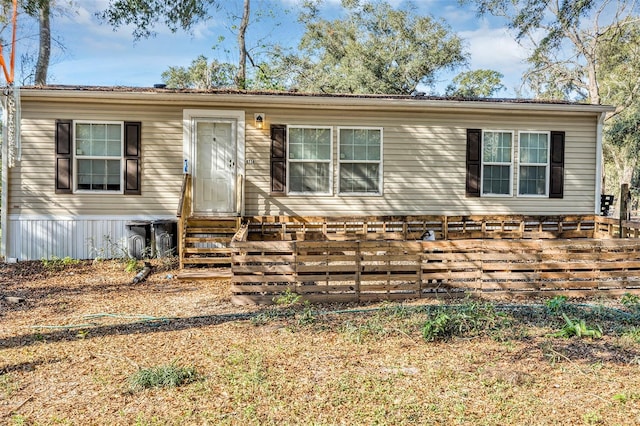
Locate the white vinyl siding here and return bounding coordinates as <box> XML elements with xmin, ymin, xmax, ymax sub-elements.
<box><xmin>481</xmin><ymin>130</ymin><xmax>512</xmax><ymax>196</ymax></box>
<box><xmin>75</xmin><ymin>121</ymin><xmax>124</xmax><ymax>193</ymax></box>
<box><xmin>287</xmin><ymin>126</ymin><xmax>333</xmax><ymax>195</ymax></box>
<box><xmin>518</xmin><ymin>131</ymin><xmax>550</xmax><ymax>196</ymax></box>
<box><xmin>338</xmin><ymin>127</ymin><xmax>383</xmax><ymax>195</ymax></box>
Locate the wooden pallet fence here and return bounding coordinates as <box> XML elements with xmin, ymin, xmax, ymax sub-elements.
<box><xmin>230</xmin><ymin>238</ymin><xmax>640</xmax><ymax>305</ymax></box>
<box><xmin>594</xmin><ymin>216</ymin><xmax>640</xmax><ymax>238</ymax></box>
<box><xmin>247</xmin><ymin>215</ymin><xmax>598</xmax><ymax>241</ymax></box>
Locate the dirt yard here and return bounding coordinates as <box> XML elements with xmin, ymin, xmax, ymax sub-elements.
<box><xmin>2</xmin><ymin>259</ymin><xmax>640</xmax><ymax>425</ymax></box>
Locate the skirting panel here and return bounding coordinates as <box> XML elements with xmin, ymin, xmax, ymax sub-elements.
<box><xmin>6</xmin><ymin>216</ymin><xmax>173</xmax><ymax>260</ymax></box>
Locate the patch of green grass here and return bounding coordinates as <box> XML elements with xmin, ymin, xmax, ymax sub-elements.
<box><xmin>339</xmin><ymin>319</ymin><xmax>387</xmax><ymax>344</ymax></box>
<box><xmin>620</xmin><ymin>326</ymin><xmax>640</xmax><ymax>343</ymax></box>
<box><xmin>41</xmin><ymin>256</ymin><xmax>80</xmax><ymax>271</ymax></box>
<box><xmin>421</xmin><ymin>301</ymin><xmax>511</xmax><ymax>342</ymax></box>
<box><xmin>10</xmin><ymin>415</ymin><xmax>28</xmax><ymax>425</ymax></box>
<box><xmin>128</xmin><ymin>362</ymin><xmax>199</xmax><ymax>391</ymax></box>
<box><xmin>0</xmin><ymin>373</ymin><xmax>18</xmax><ymax>397</ymax></box>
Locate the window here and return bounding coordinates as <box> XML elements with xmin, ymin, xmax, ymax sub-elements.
<box><xmin>287</xmin><ymin>126</ymin><xmax>332</xmax><ymax>194</ymax></box>
<box><xmin>338</xmin><ymin>128</ymin><xmax>382</xmax><ymax>194</ymax></box>
<box><xmin>55</xmin><ymin>120</ymin><xmax>141</xmax><ymax>195</ymax></box>
<box><xmin>74</xmin><ymin>122</ymin><xmax>123</xmax><ymax>192</ymax></box>
<box><xmin>518</xmin><ymin>131</ymin><xmax>550</xmax><ymax>196</ymax></box>
<box><xmin>481</xmin><ymin>131</ymin><xmax>512</xmax><ymax>196</ymax></box>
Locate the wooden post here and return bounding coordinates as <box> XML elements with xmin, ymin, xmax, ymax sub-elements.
<box><xmin>620</xmin><ymin>183</ymin><xmax>631</xmax><ymax>238</ymax></box>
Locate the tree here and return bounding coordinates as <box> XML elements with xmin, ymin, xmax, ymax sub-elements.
<box><xmin>235</xmin><ymin>0</ymin><xmax>250</xmax><ymax>89</ymax></box>
<box><xmin>604</xmin><ymin>106</ymin><xmax>640</xmax><ymax>193</ymax></box>
<box><xmin>272</xmin><ymin>0</ymin><xmax>466</xmax><ymax>94</ymax></box>
<box><xmin>597</xmin><ymin>18</ymin><xmax>640</xmax><ymax>114</ymax></box>
<box><xmin>161</xmin><ymin>55</ymin><xmax>237</xmax><ymax>89</ymax></box>
<box><xmin>28</xmin><ymin>0</ymin><xmax>50</xmax><ymax>85</ymax></box>
<box><xmin>0</xmin><ymin>0</ymin><xmax>77</xmax><ymax>86</ymax></box>
<box><xmin>444</xmin><ymin>69</ymin><xmax>505</xmax><ymax>98</ymax></box>
<box><xmin>465</xmin><ymin>0</ymin><xmax>640</xmax><ymax>107</ymax></box>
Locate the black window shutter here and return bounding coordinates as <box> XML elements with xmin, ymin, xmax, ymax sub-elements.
<box><xmin>466</xmin><ymin>129</ymin><xmax>482</xmax><ymax>197</ymax></box>
<box><xmin>124</xmin><ymin>121</ymin><xmax>142</xmax><ymax>195</ymax></box>
<box><xmin>55</xmin><ymin>120</ymin><xmax>73</xmax><ymax>194</ymax></box>
<box><xmin>270</xmin><ymin>124</ymin><xmax>286</xmax><ymax>194</ymax></box>
<box><xmin>549</xmin><ymin>131</ymin><xmax>565</xmax><ymax>198</ymax></box>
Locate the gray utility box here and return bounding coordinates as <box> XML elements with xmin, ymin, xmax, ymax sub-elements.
<box><xmin>125</xmin><ymin>221</ymin><xmax>152</xmax><ymax>259</ymax></box>
<box><xmin>153</xmin><ymin>220</ymin><xmax>178</xmax><ymax>258</ymax></box>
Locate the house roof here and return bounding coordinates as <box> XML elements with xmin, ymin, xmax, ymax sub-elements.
<box><xmin>17</xmin><ymin>85</ymin><xmax>615</xmax><ymax>115</ymax></box>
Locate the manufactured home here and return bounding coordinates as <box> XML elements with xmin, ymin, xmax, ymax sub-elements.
<box><xmin>0</xmin><ymin>86</ymin><xmax>613</xmax><ymax>261</ymax></box>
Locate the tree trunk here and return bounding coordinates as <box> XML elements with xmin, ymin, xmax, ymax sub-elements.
<box><xmin>34</xmin><ymin>0</ymin><xmax>51</xmax><ymax>86</ymax></box>
<box><xmin>235</xmin><ymin>0</ymin><xmax>250</xmax><ymax>90</ymax></box>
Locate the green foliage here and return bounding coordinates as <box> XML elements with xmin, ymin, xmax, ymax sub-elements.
<box><xmin>41</xmin><ymin>256</ymin><xmax>80</xmax><ymax>271</ymax></box>
<box><xmin>272</xmin><ymin>288</ymin><xmax>301</xmax><ymax>306</ymax></box>
<box><xmin>597</xmin><ymin>18</ymin><xmax>640</xmax><ymax>109</ymax></box>
<box><xmin>124</xmin><ymin>258</ymin><xmax>140</xmax><ymax>273</ymax></box>
<box><xmin>445</xmin><ymin>69</ymin><xmax>505</xmax><ymax>98</ymax></box>
<box><xmin>620</xmin><ymin>326</ymin><xmax>640</xmax><ymax>343</ymax></box>
<box><xmin>128</xmin><ymin>362</ymin><xmax>198</xmax><ymax>391</ymax></box>
<box><xmin>98</xmin><ymin>0</ymin><xmax>220</xmax><ymax>40</ymax></box>
<box><xmin>550</xmin><ymin>313</ymin><xmax>602</xmax><ymax>339</ymax></box>
<box><xmin>274</xmin><ymin>0</ymin><xmax>466</xmax><ymax>94</ymax></box>
<box><xmin>162</xmin><ymin>55</ymin><xmax>238</xmax><ymax>89</ymax></box>
<box><xmin>296</xmin><ymin>302</ymin><xmax>317</xmax><ymax>326</ymax></box>
<box><xmin>606</xmin><ymin>108</ymin><xmax>640</xmax><ymax>157</ymax></box>
<box><xmin>421</xmin><ymin>301</ymin><xmax>510</xmax><ymax>342</ymax></box>
<box><xmin>621</xmin><ymin>292</ymin><xmax>640</xmax><ymax>310</ymax></box>
<box><xmin>545</xmin><ymin>295</ymin><xmax>568</xmax><ymax>314</ymax></box>
<box><xmin>422</xmin><ymin>312</ymin><xmax>452</xmax><ymax>341</ymax></box>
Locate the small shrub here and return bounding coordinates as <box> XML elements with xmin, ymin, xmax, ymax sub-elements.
<box><xmin>273</xmin><ymin>288</ymin><xmax>301</xmax><ymax>306</ymax></box>
<box><xmin>125</xmin><ymin>258</ymin><xmax>140</xmax><ymax>273</ymax></box>
<box><xmin>621</xmin><ymin>293</ymin><xmax>640</xmax><ymax>311</ymax></box>
<box><xmin>128</xmin><ymin>363</ymin><xmax>198</xmax><ymax>390</ymax></box>
<box><xmin>422</xmin><ymin>312</ymin><xmax>452</xmax><ymax>342</ymax></box>
<box><xmin>545</xmin><ymin>295</ymin><xmax>568</xmax><ymax>314</ymax></box>
<box><xmin>296</xmin><ymin>302</ymin><xmax>316</xmax><ymax>326</ymax></box>
<box><xmin>550</xmin><ymin>313</ymin><xmax>602</xmax><ymax>339</ymax></box>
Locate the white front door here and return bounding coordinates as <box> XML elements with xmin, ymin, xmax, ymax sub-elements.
<box><xmin>193</xmin><ymin>119</ymin><xmax>237</xmax><ymax>214</ymax></box>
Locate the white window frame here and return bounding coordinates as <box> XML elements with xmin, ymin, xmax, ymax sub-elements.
<box><xmin>517</xmin><ymin>131</ymin><xmax>551</xmax><ymax>197</ymax></box>
<box><xmin>73</xmin><ymin>120</ymin><xmax>125</xmax><ymax>194</ymax></box>
<box><xmin>481</xmin><ymin>130</ymin><xmax>514</xmax><ymax>197</ymax></box>
<box><xmin>337</xmin><ymin>127</ymin><xmax>384</xmax><ymax>196</ymax></box>
<box><xmin>286</xmin><ymin>125</ymin><xmax>333</xmax><ymax>195</ymax></box>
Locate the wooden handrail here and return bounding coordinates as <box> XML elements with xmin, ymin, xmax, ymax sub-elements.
<box><xmin>177</xmin><ymin>173</ymin><xmax>192</xmax><ymax>218</ymax></box>
<box><xmin>177</xmin><ymin>173</ymin><xmax>192</xmax><ymax>269</ymax></box>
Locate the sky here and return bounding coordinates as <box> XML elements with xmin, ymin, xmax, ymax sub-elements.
<box><xmin>5</xmin><ymin>0</ymin><xmax>530</xmax><ymax>97</ymax></box>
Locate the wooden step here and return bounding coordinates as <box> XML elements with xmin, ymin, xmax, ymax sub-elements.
<box><xmin>185</xmin><ymin>237</ymin><xmax>233</xmax><ymax>244</ymax></box>
<box><xmin>183</xmin><ymin>247</ymin><xmax>232</xmax><ymax>254</ymax></box>
<box><xmin>182</xmin><ymin>257</ymin><xmax>233</xmax><ymax>265</ymax></box>
<box><xmin>177</xmin><ymin>268</ymin><xmax>233</xmax><ymax>280</ymax></box>
<box><xmin>186</xmin><ymin>227</ymin><xmax>238</xmax><ymax>234</ymax></box>
<box><xmin>187</xmin><ymin>219</ymin><xmax>240</xmax><ymax>227</ymax></box>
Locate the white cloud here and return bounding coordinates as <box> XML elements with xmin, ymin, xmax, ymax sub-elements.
<box><xmin>459</xmin><ymin>26</ymin><xmax>529</xmax><ymax>74</ymax></box>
